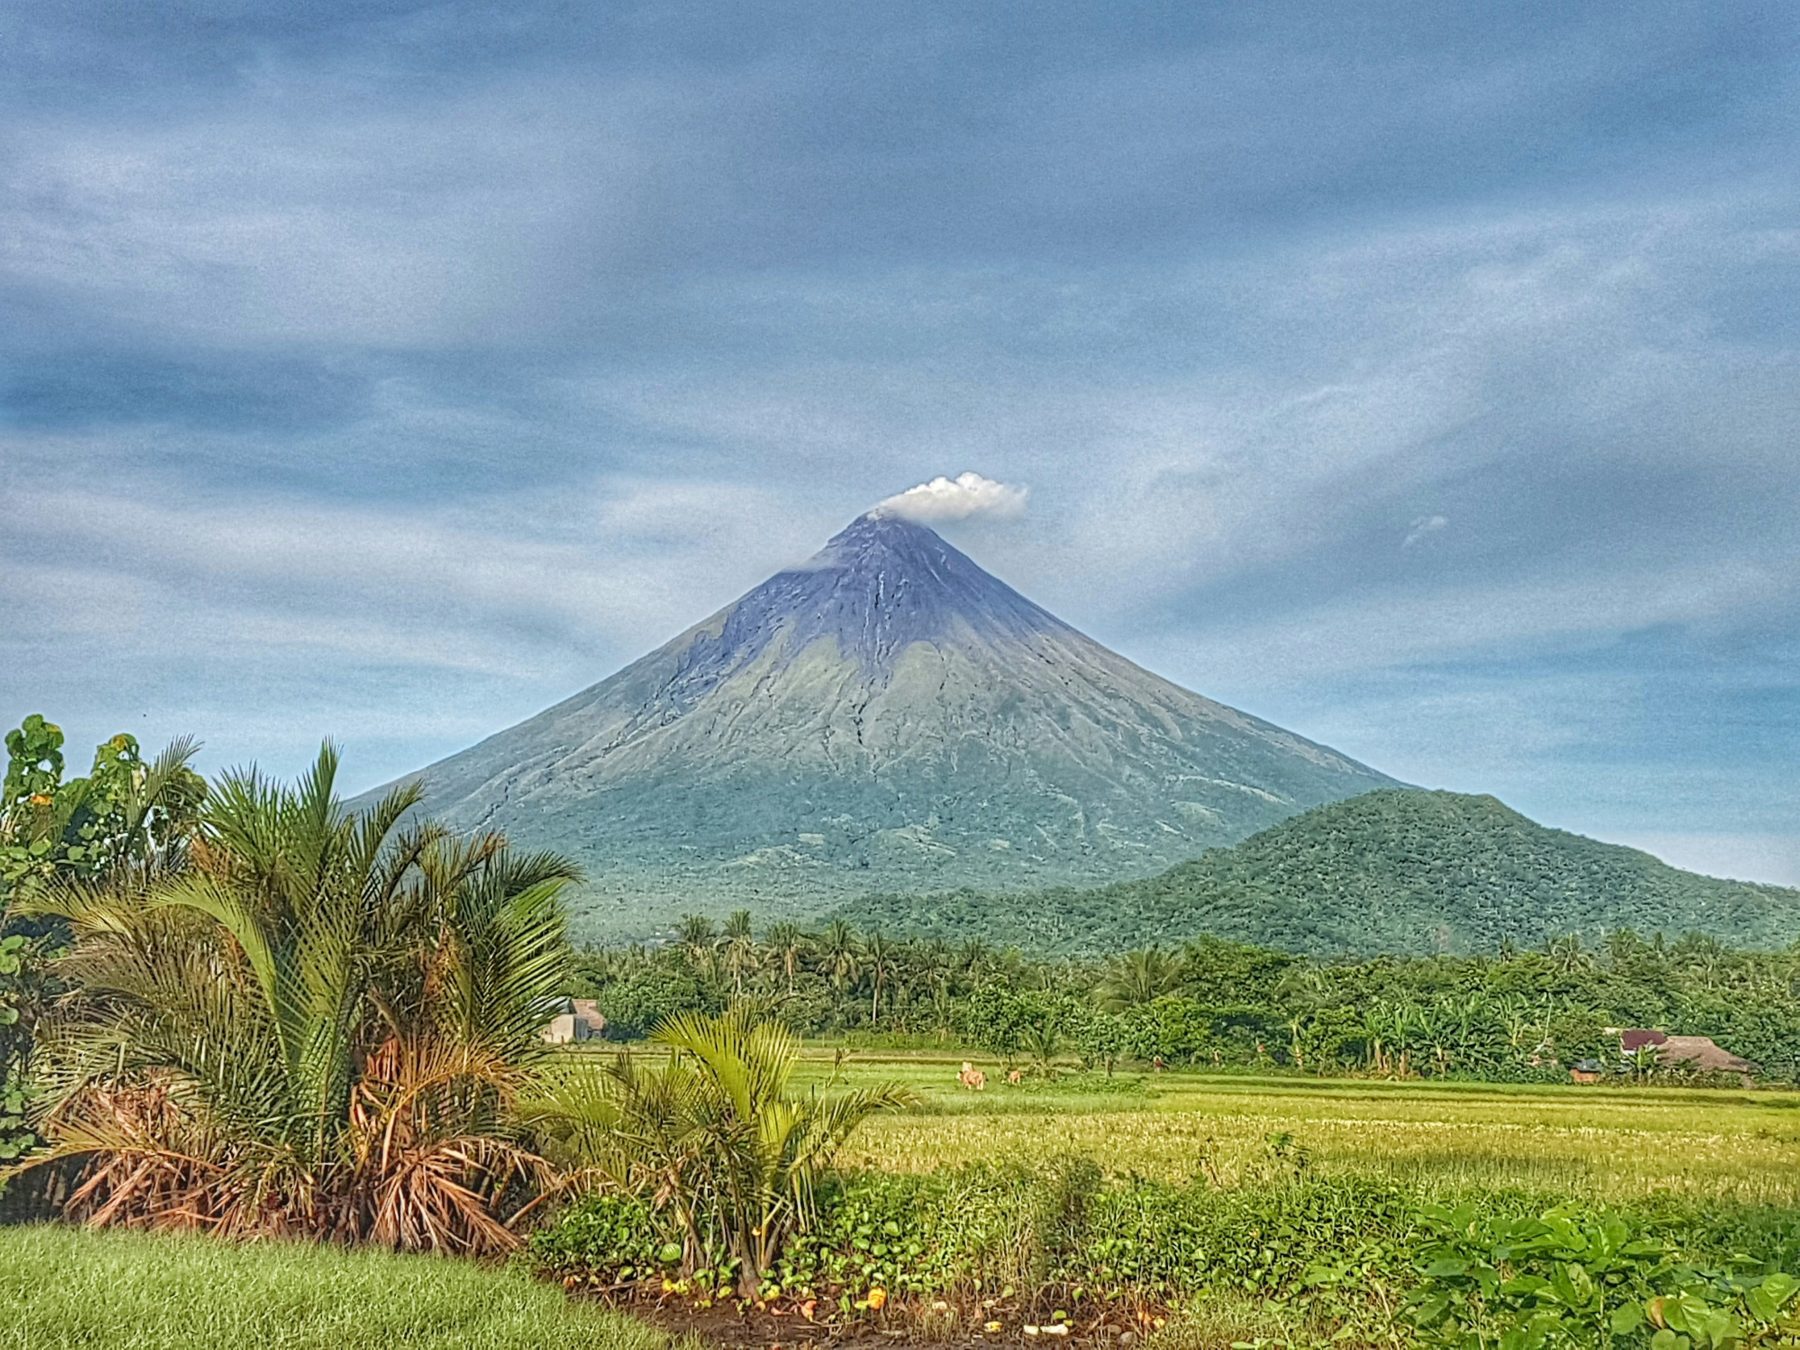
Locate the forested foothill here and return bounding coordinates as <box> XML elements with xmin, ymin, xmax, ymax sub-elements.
<box><xmin>833</xmin><ymin>790</ymin><xmax>1800</xmax><ymax>958</ymax></box>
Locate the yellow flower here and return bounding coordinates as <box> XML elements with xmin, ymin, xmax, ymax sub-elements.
<box><xmin>866</xmin><ymin>1287</ymin><xmax>888</xmax><ymax>1311</ymax></box>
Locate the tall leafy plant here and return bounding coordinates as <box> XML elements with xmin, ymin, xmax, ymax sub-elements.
<box><xmin>1</xmin><ymin>715</ymin><xmax>205</xmax><ymax>1178</ymax></box>
<box><xmin>0</xmin><ymin>935</ymin><xmax>30</xmax><ymax>1164</ymax></box>
<box><xmin>527</xmin><ymin>1005</ymin><xmax>914</xmax><ymax>1297</ymax></box>
<box><xmin>10</xmin><ymin>744</ymin><xmax>578</xmax><ymax>1253</ymax></box>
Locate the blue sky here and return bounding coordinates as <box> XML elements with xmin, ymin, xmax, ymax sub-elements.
<box><xmin>3</xmin><ymin>2</ymin><xmax>1797</xmax><ymax>883</ymax></box>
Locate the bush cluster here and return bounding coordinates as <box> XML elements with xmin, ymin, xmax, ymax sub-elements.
<box><xmin>529</xmin><ymin>1157</ymin><xmax>1800</xmax><ymax>1342</ymax></box>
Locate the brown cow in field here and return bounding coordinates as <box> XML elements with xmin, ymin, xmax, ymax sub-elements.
<box><xmin>1006</xmin><ymin>1069</ymin><xmax>1023</xmax><ymax>1085</ymax></box>
<box><xmin>958</xmin><ymin>1061</ymin><xmax>987</xmax><ymax>1091</ymax></box>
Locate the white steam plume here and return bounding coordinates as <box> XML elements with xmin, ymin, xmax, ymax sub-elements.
<box><xmin>873</xmin><ymin>472</ymin><xmax>1029</xmax><ymax>523</ymax></box>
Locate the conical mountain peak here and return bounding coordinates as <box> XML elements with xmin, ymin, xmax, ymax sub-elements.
<box><xmin>808</xmin><ymin>510</ymin><xmax>999</xmax><ymax>579</ymax></box>
<box><xmin>371</xmin><ymin>516</ymin><xmax>1397</xmax><ymax>936</ymax></box>
<box><xmin>718</xmin><ymin>513</ymin><xmax>1064</xmax><ymax>679</ymax></box>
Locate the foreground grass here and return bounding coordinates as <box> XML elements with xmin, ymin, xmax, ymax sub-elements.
<box><xmin>777</xmin><ymin>1049</ymin><xmax>1800</xmax><ymax>1206</ymax></box>
<box><xmin>0</xmin><ymin>1225</ymin><xmax>690</xmax><ymax>1350</ymax></box>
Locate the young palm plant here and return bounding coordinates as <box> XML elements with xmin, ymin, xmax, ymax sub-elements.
<box><xmin>11</xmin><ymin>744</ymin><xmax>578</xmax><ymax>1254</ymax></box>
<box><xmin>526</xmin><ymin>1004</ymin><xmax>914</xmax><ymax>1297</ymax></box>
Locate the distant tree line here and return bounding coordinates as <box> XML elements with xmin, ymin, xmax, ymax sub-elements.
<box><xmin>571</xmin><ymin>912</ymin><xmax>1800</xmax><ymax>1083</ymax></box>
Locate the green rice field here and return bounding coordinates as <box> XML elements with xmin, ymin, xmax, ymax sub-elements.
<box><xmin>781</xmin><ymin>1049</ymin><xmax>1800</xmax><ymax>1206</ymax></box>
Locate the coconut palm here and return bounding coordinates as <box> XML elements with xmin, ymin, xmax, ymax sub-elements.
<box><xmin>765</xmin><ymin>921</ymin><xmax>806</xmax><ymax>995</ymax></box>
<box><xmin>956</xmin><ymin>937</ymin><xmax>991</xmax><ymax>981</ymax></box>
<box><xmin>13</xmin><ymin>744</ymin><xmax>577</xmax><ymax>1254</ymax></box>
<box><xmin>1098</xmin><ymin>946</ymin><xmax>1178</xmax><ymax>1011</ymax></box>
<box><xmin>817</xmin><ymin>919</ymin><xmax>861</xmax><ymax>1001</ymax></box>
<box><xmin>675</xmin><ymin>914</ymin><xmax>719</xmax><ymax>980</ymax></box>
<box><xmin>862</xmin><ymin>929</ymin><xmax>896</xmax><ymax>1024</ymax></box>
<box><xmin>721</xmin><ymin>910</ymin><xmax>757</xmax><ymax>996</ymax></box>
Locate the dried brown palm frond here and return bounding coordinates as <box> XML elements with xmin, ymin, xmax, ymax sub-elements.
<box><xmin>359</xmin><ymin>1132</ymin><xmax>548</xmax><ymax>1254</ymax></box>
<box><xmin>342</xmin><ymin>1036</ymin><xmax>548</xmax><ymax>1253</ymax></box>
<box><xmin>48</xmin><ymin>1081</ymin><xmax>229</xmax><ymax>1232</ymax></box>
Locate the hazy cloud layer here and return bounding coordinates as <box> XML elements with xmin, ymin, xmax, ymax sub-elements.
<box><xmin>875</xmin><ymin>473</ymin><xmax>1030</xmax><ymax>523</ymax></box>
<box><xmin>2</xmin><ymin>2</ymin><xmax>1797</xmax><ymax>881</ymax></box>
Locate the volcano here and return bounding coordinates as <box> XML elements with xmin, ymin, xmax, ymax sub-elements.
<box><xmin>377</xmin><ymin>512</ymin><xmax>1397</xmax><ymax>934</ymax></box>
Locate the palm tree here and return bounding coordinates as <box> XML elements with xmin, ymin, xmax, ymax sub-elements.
<box><xmin>529</xmin><ymin>1006</ymin><xmax>914</xmax><ymax>1297</ymax></box>
<box><xmin>1021</xmin><ymin>1020</ymin><xmax>1063</xmax><ymax>1079</ymax></box>
<box><xmin>675</xmin><ymin>914</ymin><xmax>718</xmax><ymax>979</ymax></box>
<box><xmin>1098</xmin><ymin>947</ymin><xmax>1177</xmax><ymax>1011</ymax></box>
<box><xmin>1545</xmin><ymin>933</ymin><xmax>1596</xmax><ymax>979</ymax></box>
<box><xmin>721</xmin><ymin>910</ymin><xmax>757</xmax><ymax>996</ymax></box>
<box><xmin>765</xmin><ymin>922</ymin><xmax>806</xmax><ymax>995</ymax></box>
<box><xmin>817</xmin><ymin>919</ymin><xmax>861</xmax><ymax>1004</ymax></box>
<box><xmin>956</xmin><ymin>937</ymin><xmax>991</xmax><ymax>983</ymax></box>
<box><xmin>920</xmin><ymin>940</ymin><xmax>955</xmax><ymax>1037</ymax></box>
<box><xmin>863</xmin><ymin>930</ymin><xmax>895</xmax><ymax>1025</ymax></box>
<box><xmin>15</xmin><ymin>744</ymin><xmax>577</xmax><ymax>1253</ymax></box>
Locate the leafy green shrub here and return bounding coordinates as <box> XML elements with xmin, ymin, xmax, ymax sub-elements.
<box><xmin>0</xmin><ymin>934</ymin><xmax>32</xmax><ymax>1168</ymax></box>
<box><xmin>530</xmin><ymin>1157</ymin><xmax>1425</xmax><ymax>1331</ymax></box>
<box><xmin>1074</xmin><ymin>1172</ymin><xmax>1422</xmax><ymax>1314</ymax></box>
<box><xmin>527</xmin><ymin>1193</ymin><xmax>680</xmax><ymax>1283</ymax></box>
<box><xmin>529</xmin><ymin>1165</ymin><xmax>1048</xmax><ymax>1303</ymax></box>
<box><xmin>779</xmin><ymin>1168</ymin><xmax>1035</xmax><ymax>1302</ymax></box>
<box><xmin>1406</xmin><ymin>1204</ymin><xmax>1669</xmax><ymax>1345</ymax></box>
<box><xmin>578</xmin><ymin>964</ymin><xmax>723</xmax><ymax>1040</ymax></box>
<box><xmin>525</xmin><ymin>1154</ymin><xmax>1800</xmax><ymax>1340</ymax></box>
<box><xmin>1652</xmin><ymin>1204</ymin><xmax>1800</xmax><ymax>1277</ymax></box>
<box><xmin>1641</xmin><ymin>1271</ymin><xmax>1800</xmax><ymax>1348</ymax></box>
<box><xmin>1404</xmin><ymin>1203</ymin><xmax>1800</xmax><ymax>1348</ymax></box>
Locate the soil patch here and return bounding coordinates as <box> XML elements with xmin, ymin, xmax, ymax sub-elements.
<box><xmin>596</xmin><ymin>1295</ymin><xmax>1162</xmax><ymax>1350</ymax></box>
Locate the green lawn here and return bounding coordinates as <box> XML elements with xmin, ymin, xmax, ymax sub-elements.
<box><xmin>0</xmin><ymin>1225</ymin><xmax>690</xmax><ymax>1350</ymax></box>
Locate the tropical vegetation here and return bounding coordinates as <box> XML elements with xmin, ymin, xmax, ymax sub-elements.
<box><xmin>6</xmin><ymin>726</ymin><xmax>580</xmax><ymax>1252</ymax></box>
<box><xmin>7</xmin><ymin>713</ymin><xmax>1800</xmax><ymax>1348</ymax></box>
<box><xmin>570</xmin><ymin>914</ymin><xmax>1800</xmax><ymax>1085</ymax></box>
<box><xmin>1</xmin><ymin>715</ymin><xmax>208</xmax><ymax>1179</ymax></box>
<box><xmin>525</xmin><ymin>1004</ymin><xmax>914</xmax><ymax>1297</ymax></box>
<box><xmin>531</xmin><ymin>1141</ymin><xmax>1800</xmax><ymax>1347</ymax></box>
<box><xmin>1</xmin><ymin>715</ymin><xmax>914</xmax><ymax>1291</ymax></box>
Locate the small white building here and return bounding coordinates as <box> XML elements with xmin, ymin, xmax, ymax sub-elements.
<box><xmin>540</xmin><ymin>997</ymin><xmax>607</xmax><ymax>1044</ymax></box>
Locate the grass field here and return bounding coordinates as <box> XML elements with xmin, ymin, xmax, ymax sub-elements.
<box><xmin>777</xmin><ymin>1048</ymin><xmax>1800</xmax><ymax>1206</ymax></box>
<box><xmin>0</xmin><ymin>1225</ymin><xmax>691</xmax><ymax>1350</ymax></box>
<box><xmin>15</xmin><ymin>1055</ymin><xmax>1793</xmax><ymax>1349</ymax></box>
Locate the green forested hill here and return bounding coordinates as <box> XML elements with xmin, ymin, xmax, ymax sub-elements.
<box><xmin>830</xmin><ymin>790</ymin><xmax>1800</xmax><ymax>956</ymax></box>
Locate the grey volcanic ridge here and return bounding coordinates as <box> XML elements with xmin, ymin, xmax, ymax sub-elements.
<box><xmin>374</xmin><ymin>513</ymin><xmax>1398</xmax><ymax>935</ymax></box>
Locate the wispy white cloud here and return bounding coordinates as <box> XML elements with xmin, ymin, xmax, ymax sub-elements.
<box><xmin>1403</xmin><ymin>515</ymin><xmax>1448</xmax><ymax>548</ymax></box>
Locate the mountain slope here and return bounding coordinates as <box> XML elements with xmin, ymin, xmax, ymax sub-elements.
<box><xmin>831</xmin><ymin>790</ymin><xmax>1800</xmax><ymax>955</ymax></box>
<box><xmin>375</xmin><ymin>513</ymin><xmax>1396</xmax><ymax>933</ymax></box>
